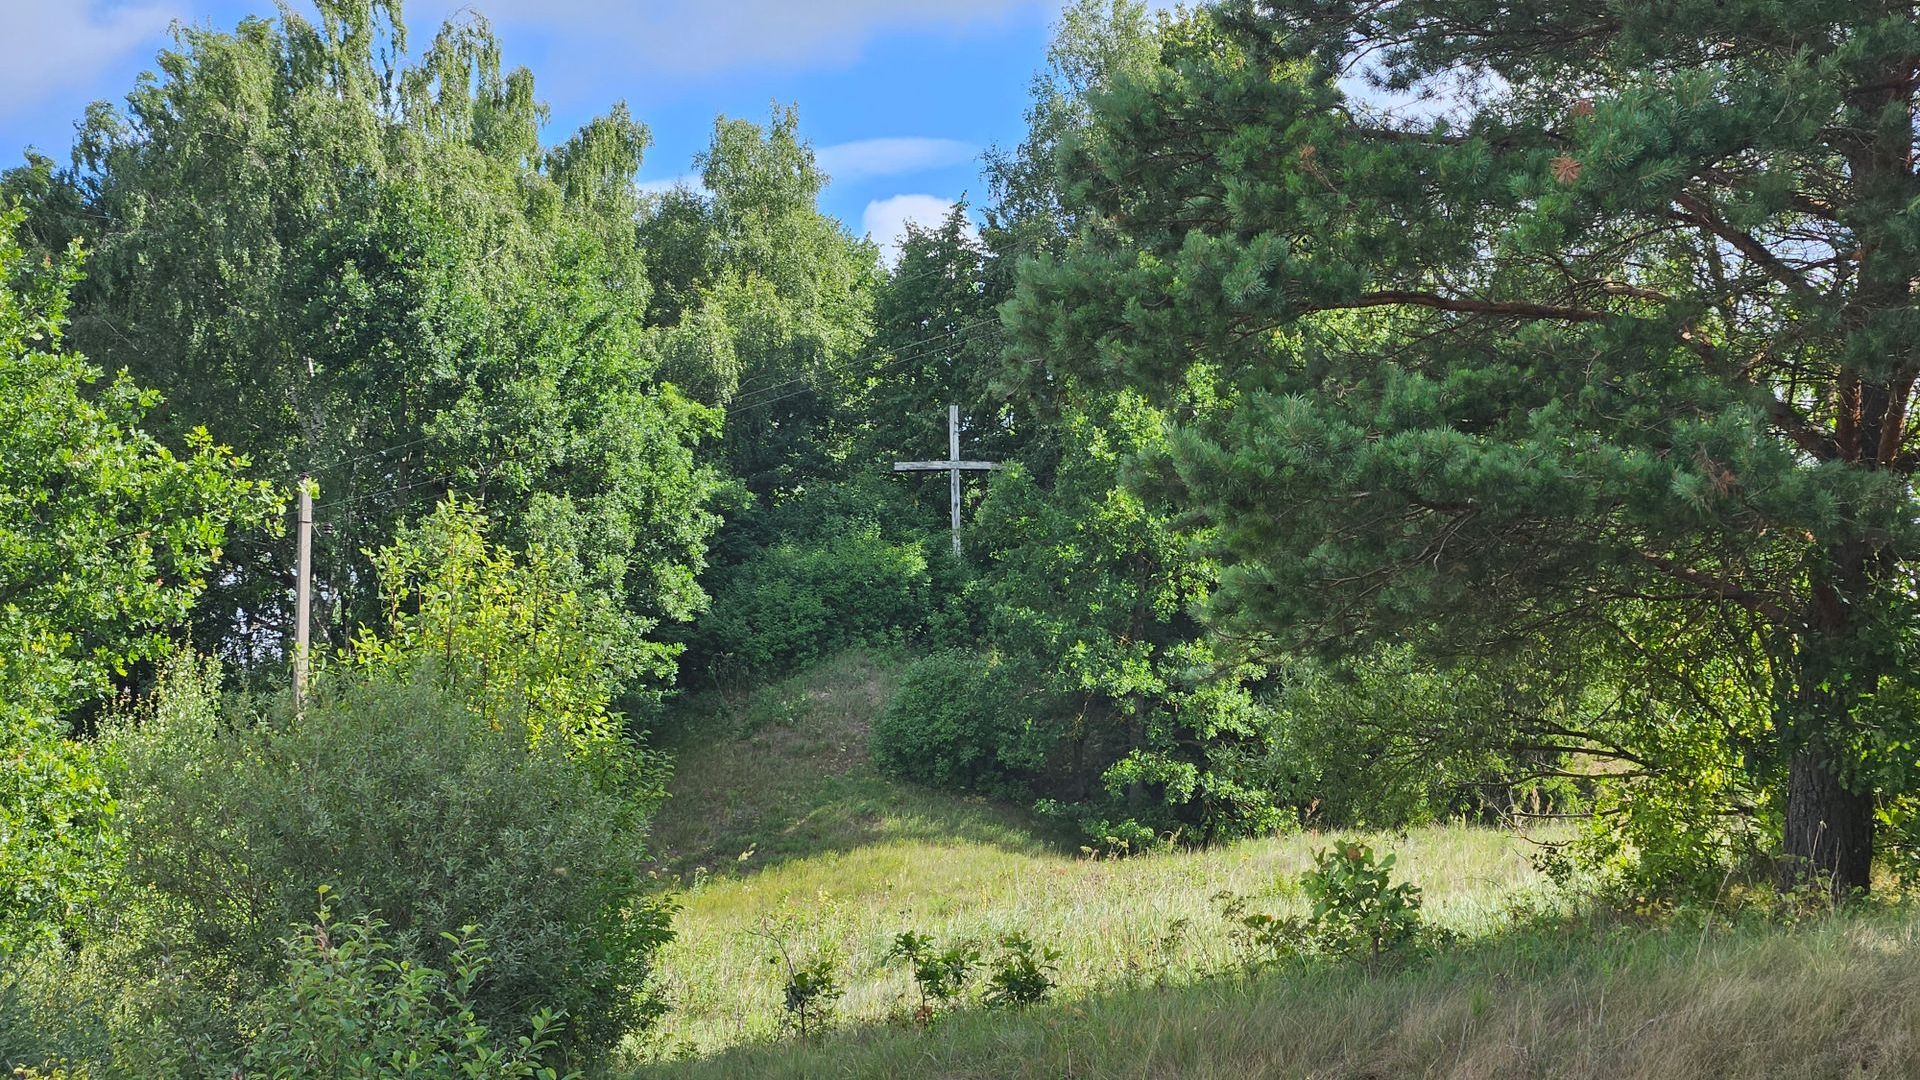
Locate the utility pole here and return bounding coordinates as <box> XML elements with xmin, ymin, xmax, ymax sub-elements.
<box><xmin>294</xmin><ymin>477</ymin><xmax>312</xmax><ymax>713</ymax></box>
<box><xmin>892</xmin><ymin>404</ymin><xmax>1000</xmax><ymax>556</ymax></box>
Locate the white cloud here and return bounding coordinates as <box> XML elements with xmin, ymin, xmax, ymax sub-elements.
<box><xmin>861</xmin><ymin>193</ymin><xmax>975</xmax><ymax>266</ymax></box>
<box><xmin>426</xmin><ymin>0</ymin><xmax>1048</xmax><ymax>75</ymax></box>
<box><xmin>0</xmin><ymin>2</ymin><xmax>173</xmax><ymax>120</ymax></box>
<box><xmin>635</xmin><ymin>173</ymin><xmax>703</xmax><ymax>196</ymax></box>
<box><xmin>816</xmin><ymin>137</ymin><xmax>977</xmax><ymax>182</ymax></box>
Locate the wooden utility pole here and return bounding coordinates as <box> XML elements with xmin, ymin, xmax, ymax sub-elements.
<box><xmin>294</xmin><ymin>477</ymin><xmax>313</xmax><ymax>713</ymax></box>
<box><xmin>892</xmin><ymin>404</ymin><xmax>1000</xmax><ymax>556</ymax></box>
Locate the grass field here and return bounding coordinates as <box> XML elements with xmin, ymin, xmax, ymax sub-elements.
<box><xmin>626</xmin><ymin>652</ymin><xmax>1920</xmax><ymax>1078</ymax></box>
<box><xmin>636</xmin><ymin>907</ymin><xmax>1920</xmax><ymax>1079</ymax></box>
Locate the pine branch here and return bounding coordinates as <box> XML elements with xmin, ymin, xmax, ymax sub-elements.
<box><xmin>1671</xmin><ymin>193</ymin><xmax>1819</xmax><ymax>299</ymax></box>
<box><xmin>1637</xmin><ymin>552</ymin><xmax>1796</xmax><ymax>626</ymax></box>
<box><xmin>1312</xmin><ymin>290</ymin><xmax>1611</xmax><ymax>322</ymax></box>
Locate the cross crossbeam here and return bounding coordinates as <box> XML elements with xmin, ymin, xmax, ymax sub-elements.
<box><xmin>892</xmin><ymin>404</ymin><xmax>1001</xmax><ymax>555</ymax></box>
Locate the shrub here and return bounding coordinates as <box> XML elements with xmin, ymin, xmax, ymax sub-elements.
<box><xmin>870</xmin><ymin>650</ymin><xmax>1052</xmax><ymax>793</ymax></box>
<box><xmin>695</xmin><ymin>524</ymin><xmax>932</xmax><ymax>672</ymax></box>
<box><xmin>1302</xmin><ymin>842</ymin><xmax>1426</xmax><ymax>963</ymax></box>
<box><xmin>244</xmin><ymin>893</ymin><xmax>577</xmax><ymax>1080</ymax></box>
<box><xmin>766</xmin><ymin>944</ymin><xmax>840</xmax><ymax>1040</ymax></box>
<box><xmin>105</xmin><ymin>653</ymin><xmax>671</xmax><ymax>1066</ymax></box>
<box><xmin>886</xmin><ymin>930</ymin><xmax>980</xmax><ymax>1021</ymax></box>
<box><xmin>982</xmin><ymin>933</ymin><xmax>1058</xmax><ymax>1009</ymax></box>
<box><xmin>1211</xmin><ymin>842</ymin><xmax>1431</xmax><ymax>971</ymax></box>
<box><xmin>0</xmin><ymin>707</ymin><xmax>119</xmax><ymax>957</ymax></box>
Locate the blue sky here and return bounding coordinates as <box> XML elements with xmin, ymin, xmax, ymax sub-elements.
<box><xmin>0</xmin><ymin>1</ymin><xmax>1068</xmax><ymax>258</ymax></box>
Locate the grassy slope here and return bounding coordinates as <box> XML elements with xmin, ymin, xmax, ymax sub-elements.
<box><xmin>631</xmin><ymin>652</ymin><xmax>1920</xmax><ymax>1078</ymax></box>
<box><xmin>644</xmin><ymin>909</ymin><xmax>1920</xmax><ymax>1079</ymax></box>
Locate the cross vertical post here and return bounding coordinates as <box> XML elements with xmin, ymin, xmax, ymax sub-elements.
<box><xmin>892</xmin><ymin>403</ymin><xmax>1001</xmax><ymax>557</ymax></box>
<box><xmin>948</xmin><ymin>404</ymin><xmax>962</xmax><ymax>556</ymax></box>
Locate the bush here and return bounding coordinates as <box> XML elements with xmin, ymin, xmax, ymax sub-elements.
<box><xmin>1301</xmin><ymin>842</ymin><xmax>1426</xmax><ymax>963</ymax></box>
<box><xmin>695</xmin><ymin>524</ymin><xmax>932</xmax><ymax>673</ymax></box>
<box><xmin>886</xmin><ymin>931</ymin><xmax>980</xmax><ymax>1021</ymax></box>
<box><xmin>870</xmin><ymin>650</ymin><xmax>1052</xmax><ymax>793</ymax></box>
<box><xmin>0</xmin><ymin>707</ymin><xmax>118</xmax><ymax>957</ymax></box>
<box><xmin>245</xmin><ymin>893</ymin><xmax>577</xmax><ymax>1080</ymax></box>
<box><xmin>982</xmin><ymin>933</ymin><xmax>1058</xmax><ymax>1009</ymax></box>
<box><xmin>105</xmin><ymin>656</ymin><xmax>671</xmax><ymax>1066</ymax></box>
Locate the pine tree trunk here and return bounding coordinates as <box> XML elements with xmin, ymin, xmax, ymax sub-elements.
<box><xmin>1780</xmin><ymin>746</ymin><xmax>1875</xmax><ymax>895</ymax></box>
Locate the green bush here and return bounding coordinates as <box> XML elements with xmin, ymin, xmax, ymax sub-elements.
<box><xmin>1301</xmin><ymin>842</ymin><xmax>1427</xmax><ymax>963</ymax></box>
<box><xmin>982</xmin><ymin>933</ymin><xmax>1058</xmax><ymax>1009</ymax></box>
<box><xmin>105</xmin><ymin>654</ymin><xmax>670</xmax><ymax>1067</ymax></box>
<box><xmin>870</xmin><ymin>650</ymin><xmax>1052</xmax><ymax>794</ymax></box>
<box><xmin>0</xmin><ymin>707</ymin><xmax>119</xmax><ymax>957</ymax></box>
<box><xmin>696</xmin><ymin>524</ymin><xmax>932</xmax><ymax>672</ymax></box>
<box><xmin>886</xmin><ymin>930</ymin><xmax>980</xmax><ymax>1020</ymax></box>
<box><xmin>244</xmin><ymin>893</ymin><xmax>576</xmax><ymax>1080</ymax></box>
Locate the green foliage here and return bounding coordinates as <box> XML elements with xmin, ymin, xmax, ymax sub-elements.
<box><xmin>106</xmin><ymin>657</ymin><xmax>670</xmax><ymax>1064</ymax></box>
<box><xmin>1006</xmin><ymin>0</ymin><xmax>1920</xmax><ymax>892</ymax></box>
<box><xmin>870</xmin><ymin>650</ymin><xmax>1052</xmax><ymax>794</ymax></box>
<box><xmin>1212</xmin><ymin>889</ymin><xmax>1312</xmax><ymax>971</ymax></box>
<box><xmin>244</xmin><ymin>894</ymin><xmax>577</xmax><ymax>1080</ymax></box>
<box><xmin>885</xmin><ymin>931</ymin><xmax>980</xmax><ymax>1020</ymax></box>
<box><xmin>0</xmin><ymin>206</ymin><xmax>275</xmax><ymax>955</ymax></box>
<box><xmin>0</xmin><ymin>710</ymin><xmax>118</xmax><ymax>960</ymax></box>
<box><xmin>641</xmin><ymin>106</ymin><xmax>879</xmax><ymax>493</ymax></box>
<box><xmin>4</xmin><ymin>508</ymin><xmax>671</xmax><ymax>1074</ymax></box>
<box><xmin>761</xmin><ymin>931</ymin><xmax>841</xmax><ymax>1040</ymax></box>
<box><xmin>7</xmin><ymin>3</ymin><xmax>719</xmax><ymax>678</ymax></box>
<box><xmin>697</xmin><ymin>525</ymin><xmax>931</xmax><ymax>672</ymax></box>
<box><xmin>1301</xmin><ymin>843</ymin><xmax>1427</xmax><ymax>964</ymax></box>
<box><xmin>684</xmin><ymin>475</ymin><xmax>971</xmax><ymax>681</ymax></box>
<box><xmin>981</xmin><ymin>933</ymin><xmax>1058</xmax><ymax>1009</ymax></box>
<box><xmin>346</xmin><ymin>497</ymin><xmax>669</xmax><ymax>789</ymax></box>
<box><xmin>849</xmin><ymin>202</ymin><xmax>1012</xmax><ymax>482</ymax></box>
<box><xmin>0</xmin><ymin>207</ymin><xmax>280</xmax><ymax>712</ymax></box>
<box><xmin>1213</xmin><ymin>842</ymin><xmax>1431</xmax><ymax>970</ymax></box>
<box><xmin>967</xmin><ymin>395</ymin><xmax>1291</xmax><ymax>848</ymax></box>
<box><xmin>1268</xmin><ymin>649</ymin><xmax>1582</xmax><ymax>830</ymax></box>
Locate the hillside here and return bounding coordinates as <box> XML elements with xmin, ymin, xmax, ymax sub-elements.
<box><xmin>628</xmin><ymin>653</ymin><xmax>1920</xmax><ymax>1078</ymax></box>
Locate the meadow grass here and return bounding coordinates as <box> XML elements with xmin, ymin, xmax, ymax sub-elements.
<box><xmin>633</xmin><ymin>905</ymin><xmax>1920</xmax><ymax>1079</ymax></box>
<box><xmin>635</xmin><ymin>653</ymin><xmax>1558</xmax><ymax>1062</ymax></box>
<box><xmin>629</xmin><ymin>652</ymin><xmax>1920</xmax><ymax>1077</ymax></box>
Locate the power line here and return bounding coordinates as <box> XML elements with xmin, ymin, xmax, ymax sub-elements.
<box><xmin>307</xmin><ymin>433</ymin><xmax>437</xmax><ymax>477</ymax></box>
<box><xmin>315</xmin><ymin>468</ymin><xmax>464</xmax><ymax>512</ymax></box>
<box><xmin>726</xmin><ymin>313</ymin><xmax>1010</xmax><ymax>415</ymax></box>
<box><xmin>727</xmin><ymin>325</ymin><xmax>1013</xmax><ymax>420</ymax></box>
<box><xmin>727</xmin><ymin>312</ymin><xmax>1006</xmax><ymax>409</ymax></box>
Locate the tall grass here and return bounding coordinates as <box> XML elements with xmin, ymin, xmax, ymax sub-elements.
<box><xmin>634</xmin><ymin>906</ymin><xmax>1920</xmax><ymax>1079</ymax></box>
<box><xmin>637</xmin><ymin>653</ymin><xmax>1552</xmax><ymax>1060</ymax></box>
<box><xmin>631</xmin><ymin>653</ymin><xmax>1920</xmax><ymax>1078</ymax></box>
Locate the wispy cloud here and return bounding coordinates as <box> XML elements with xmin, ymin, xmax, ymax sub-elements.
<box><xmin>862</xmin><ymin>193</ymin><xmax>975</xmax><ymax>266</ymax></box>
<box><xmin>816</xmin><ymin>137</ymin><xmax>977</xmax><ymax>182</ymax></box>
<box><xmin>0</xmin><ymin>2</ymin><xmax>173</xmax><ymax>124</ymax></box>
<box><xmin>635</xmin><ymin>173</ymin><xmax>703</xmax><ymax>196</ymax></box>
<box><xmin>431</xmin><ymin>0</ymin><xmax>1048</xmax><ymax>75</ymax></box>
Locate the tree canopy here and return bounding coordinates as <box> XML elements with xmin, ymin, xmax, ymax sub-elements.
<box><xmin>6</xmin><ymin>0</ymin><xmax>719</xmax><ymax>696</ymax></box>
<box><xmin>1008</xmin><ymin>0</ymin><xmax>1920</xmax><ymax>891</ymax></box>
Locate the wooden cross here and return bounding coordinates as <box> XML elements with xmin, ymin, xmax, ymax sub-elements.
<box><xmin>893</xmin><ymin>404</ymin><xmax>1001</xmax><ymax>556</ymax></box>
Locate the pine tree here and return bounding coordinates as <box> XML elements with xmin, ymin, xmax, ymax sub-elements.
<box><xmin>1010</xmin><ymin>0</ymin><xmax>1920</xmax><ymax>892</ymax></box>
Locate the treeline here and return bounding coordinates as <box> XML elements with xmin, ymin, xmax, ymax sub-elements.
<box><xmin>680</xmin><ymin>3</ymin><xmax>1563</xmax><ymax>855</ymax></box>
